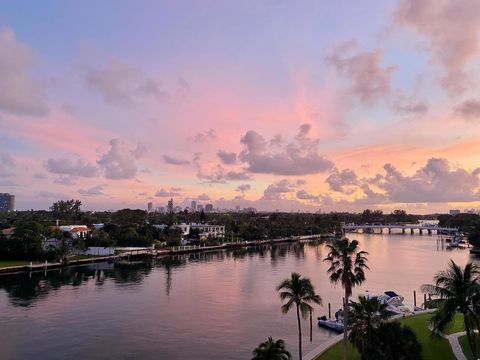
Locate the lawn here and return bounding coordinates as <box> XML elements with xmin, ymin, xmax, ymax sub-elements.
<box><xmin>459</xmin><ymin>335</ymin><xmax>480</xmax><ymax>360</ymax></box>
<box><xmin>316</xmin><ymin>313</ymin><xmax>458</xmax><ymax>360</ymax></box>
<box><xmin>0</xmin><ymin>260</ymin><xmax>30</xmax><ymax>268</ymax></box>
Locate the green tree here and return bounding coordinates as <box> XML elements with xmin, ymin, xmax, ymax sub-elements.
<box><xmin>324</xmin><ymin>238</ymin><xmax>369</xmax><ymax>360</ymax></box>
<box><xmin>10</xmin><ymin>221</ymin><xmax>45</xmax><ymax>260</ymax></box>
<box><xmin>422</xmin><ymin>260</ymin><xmax>480</xmax><ymax>359</ymax></box>
<box><xmin>251</xmin><ymin>337</ymin><xmax>291</xmax><ymax>360</ymax></box>
<box><xmin>368</xmin><ymin>321</ymin><xmax>421</xmax><ymax>360</ymax></box>
<box><xmin>277</xmin><ymin>272</ymin><xmax>322</xmax><ymax>360</ymax></box>
<box><xmin>50</xmin><ymin>199</ymin><xmax>82</xmax><ymax>221</ymax></box>
<box><xmin>348</xmin><ymin>295</ymin><xmax>389</xmax><ymax>358</ymax></box>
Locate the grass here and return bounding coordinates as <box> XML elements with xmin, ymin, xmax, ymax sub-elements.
<box><xmin>0</xmin><ymin>260</ymin><xmax>30</xmax><ymax>268</ymax></box>
<box><xmin>316</xmin><ymin>313</ymin><xmax>458</xmax><ymax>360</ymax></box>
<box><xmin>443</xmin><ymin>313</ymin><xmax>464</xmax><ymax>335</ymax></box>
<box><xmin>459</xmin><ymin>334</ymin><xmax>480</xmax><ymax>360</ymax></box>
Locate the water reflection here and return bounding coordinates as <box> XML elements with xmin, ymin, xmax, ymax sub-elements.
<box><xmin>0</xmin><ymin>242</ymin><xmax>321</xmax><ymax>307</ymax></box>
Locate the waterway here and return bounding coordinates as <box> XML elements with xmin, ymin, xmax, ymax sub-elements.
<box><xmin>0</xmin><ymin>233</ymin><xmax>475</xmax><ymax>359</ymax></box>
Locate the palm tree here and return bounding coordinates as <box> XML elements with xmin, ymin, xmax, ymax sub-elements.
<box><xmin>422</xmin><ymin>260</ymin><xmax>480</xmax><ymax>359</ymax></box>
<box><xmin>369</xmin><ymin>321</ymin><xmax>422</xmax><ymax>360</ymax></box>
<box><xmin>348</xmin><ymin>295</ymin><xmax>389</xmax><ymax>358</ymax></box>
<box><xmin>324</xmin><ymin>238</ymin><xmax>369</xmax><ymax>360</ymax></box>
<box><xmin>277</xmin><ymin>272</ymin><xmax>322</xmax><ymax>360</ymax></box>
<box><xmin>251</xmin><ymin>337</ymin><xmax>291</xmax><ymax>360</ymax></box>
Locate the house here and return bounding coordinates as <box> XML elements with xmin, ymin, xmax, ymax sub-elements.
<box><xmin>190</xmin><ymin>223</ymin><xmax>225</xmax><ymax>239</ymax></box>
<box><xmin>58</xmin><ymin>225</ymin><xmax>90</xmax><ymax>239</ymax></box>
<box><xmin>153</xmin><ymin>223</ymin><xmax>191</xmax><ymax>236</ymax></box>
<box><xmin>1</xmin><ymin>227</ymin><xmax>15</xmax><ymax>238</ymax></box>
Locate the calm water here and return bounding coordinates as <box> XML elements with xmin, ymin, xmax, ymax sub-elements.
<box><xmin>0</xmin><ymin>233</ymin><xmax>474</xmax><ymax>359</ymax></box>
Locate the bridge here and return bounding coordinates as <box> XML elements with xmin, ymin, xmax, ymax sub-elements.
<box><xmin>342</xmin><ymin>224</ymin><xmax>459</xmax><ymax>235</ymax></box>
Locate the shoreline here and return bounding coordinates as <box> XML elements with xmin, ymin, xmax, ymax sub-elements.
<box><xmin>0</xmin><ymin>233</ymin><xmax>330</xmax><ymax>275</ymax></box>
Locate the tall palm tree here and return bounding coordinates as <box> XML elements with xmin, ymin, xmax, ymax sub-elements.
<box><xmin>422</xmin><ymin>260</ymin><xmax>480</xmax><ymax>359</ymax></box>
<box><xmin>324</xmin><ymin>238</ymin><xmax>369</xmax><ymax>360</ymax></box>
<box><xmin>348</xmin><ymin>295</ymin><xmax>389</xmax><ymax>358</ymax></box>
<box><xmin>277</xmin><ymin>272</ymin><xmax>322</xmax><ymax>360</ymax></box>
<box><xmin>251</xmin><ymin>337</ymin><xmax>291</xmax><ymax>360</ymax></box>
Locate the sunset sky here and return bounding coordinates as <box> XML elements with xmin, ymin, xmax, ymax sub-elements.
<box><xmin>1</xmin><ymin>0</ymin><xmax>480</xmax><ymax>213</ymax></box>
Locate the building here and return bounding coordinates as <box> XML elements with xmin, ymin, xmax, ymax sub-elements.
<box><xmin>190</xmin><ymin>200</ymin><xmax>197</xmax><ymax>212</ymax></box>
<box><xmin>449</xmin><ymin>209</ymin><xmax>461</xmax><ymax>215</ymax></box>
<box><xmin>197</xmin><ymin>204</ymin><xmax>204</xmax><ymax>211</ymax></box>
<box><xmin>0</xmin><ymin>193</ymin><xmax>15</xmax><ymax>212</ymax></box>
<box><xmin>167</xmin><ymin>198</ymin><xmax>174</xmax><ymax>213</ymax></box>
<box><xmin>190</xmin><ymin>223</ymin><xmax>225</xmax><ymax>239</ymax></box>
<box><xmin>205</xmin><ymin>204</ymin><xmax>214</xmax><ymax>212</ymax></box>
<box><xmin>147</xmin><ymin>202</ymin><xmax>153</xmax><ymax>212</ymax></box>
<box><xmin>58</xmin><ymin>225</ymin><xmax>90</xmax><ymax>239</ymax></box>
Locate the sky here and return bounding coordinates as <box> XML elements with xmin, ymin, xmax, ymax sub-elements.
<box><xmin>1</xmin><ymin>0</ymin><xmax>480</xmax><ymax>213</ymax></box>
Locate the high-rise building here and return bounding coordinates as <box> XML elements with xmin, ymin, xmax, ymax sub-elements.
<box><xmin>147</xmin><ymin>202</ymin><xmax>153</xmax><ymax>212</ymax></box>
<box><xmin>167</xmin><ymin>198</ymin><xmax>174</xmax><ymax>213</ymax></box>
<box><xmin>205</xmin><ymin>203</ymin><xmax>213</xmax><ymax>212</ymax></box>
<box><xmin>0</xmin><ymin>193</ymin><xmax>15</xmax><ymax>213</ymax></box>
<box><xmin>190</xmin><ymin>200</ymin><xmax>197</xmax><ymax>212</ymax></box>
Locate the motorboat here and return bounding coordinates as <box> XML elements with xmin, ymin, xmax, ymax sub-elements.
<box><xmin>317</xmin><ymin>315</ymin><xmax>344</xmax><ymax>333</ymax></box>
<box><xmin>366</xmin><ymin>291</ymin><xmax>411</xmax><ymax>314</ymax></box>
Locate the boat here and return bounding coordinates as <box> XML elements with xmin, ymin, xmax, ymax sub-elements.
<box><xmin>366</xmin><ymin>290</ymin><xmax>411</xmax><ymax>314</ymax></box>
<box><xmin>317</xmin><ymin>315</ymin><xmax>344</xmax><ymax>333</ymax></box>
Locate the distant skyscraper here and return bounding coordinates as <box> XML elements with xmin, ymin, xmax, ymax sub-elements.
<box><xmin>205</xmin><ymin>203</ymin><xmax>213</xmax><ymax>212</ymax></box>
<box><xmin>167</xmin><ymin>198</ymin><xmax>174</xmax><ymax>213</ymax></box>
<box><xmin>190</xmin><ymin>200</ymin><xmax>197</xmax><ymax>212</ymax></box>
<box><xmin>0</xmin><ymin>193</ymin><xmax>15</xmax><ymax>212</ymax></box>
<box><xmin>147</xmin><ymin>202</ymin><xmax>153</xmax><ymax>212</ymax></box>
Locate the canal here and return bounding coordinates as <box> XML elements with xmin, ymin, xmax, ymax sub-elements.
<box><xmin>0</xmin><ymin>233</ymin><xmax>474</xmax><ymax>359</ymax></box>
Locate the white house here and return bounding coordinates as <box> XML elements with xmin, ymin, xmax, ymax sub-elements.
<box><xmin>190</xmin><ymin>223</ymin><xmax>225</xmax><ymax>239</ymax></box>
<box><xmin>58</xmin><ymin>225</ymin><xmax>90</xmax><ymax>239</ymax></box>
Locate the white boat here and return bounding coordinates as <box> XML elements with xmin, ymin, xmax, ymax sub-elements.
<box><xmin>366</xmin><ymin>291</ymin><xmax>412</xmax><ymax>314</ymax></box>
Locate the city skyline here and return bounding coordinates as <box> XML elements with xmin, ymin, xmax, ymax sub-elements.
<box><xmin>1</xmin><ymin>1</ymin><xmax>480</xmax><ymax>213</ymax></box>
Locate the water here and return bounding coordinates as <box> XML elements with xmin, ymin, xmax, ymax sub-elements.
<box><xmin>0</xmin><ymin>233</ymin><xmax>474</xmax><ymax>359</ymax></box>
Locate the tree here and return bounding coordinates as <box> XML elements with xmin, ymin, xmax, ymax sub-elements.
<box><xmin>324</xmin><ymin>238</ymin><xmax>369</xmax><ymax>360</ymax></box>
<box><xmin>368</xmin><ymin>321</ymin><xmax>421</xmax><ymax>360</ymax></box>
<box><xmin>277</xmin><ymin>272</ymin><xmax>322</xmax><ymax>360</ymax></box>
<box><xmin>10</xmin><ymin>221</ymin><xmax>45</xmax><ymax>260</ymax></box>
<box><xmin>50</xmin><ymin>199</ymin><xmax>82</xmax><ymax>221</ymax></box>
<box><xmin>348</xmin><ymin>295</ymin><xmax>389</xmax><ymax>358</ymax></box>
<box><xmin>251</xmin><ymin>337</ymin><xmax>291</xmax><ymax>360</ymax></box>
<box><xmin>422</xmin><ymin>260</ymin><xmax>480</xmax><ymax>359</ymax></box>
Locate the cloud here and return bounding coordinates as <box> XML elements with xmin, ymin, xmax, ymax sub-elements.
<box><xmin>455</xmin><ymin>99</ymin><xmax>480</xmax><ymax>119</ymax></box>
<box><xmin>0</xmin><ymin>28</ymin><xmax>48</xmax><ymax>116</ymax></box>
<box><xmin>155</xmin><ymin>188</ymin><xmax>181</xmax><ymax>197</ymax></box>
<box><xmin>38</xmin><ymin>190</ymin><xmax>68</xmax><ymax>199</ymax></box>
<box><xmin>162</xmin><ymin>155</ymin><xmax>190</xmax><ymax>165</ymax></box>
<box><xmin>326</xmin><ymin>40</ymin><xmax>397</xmax><ymax>105</ymax></box>
<box><xmin>239</xmin><ymin>124</ymin><xmax>333</xmax><ymax>175</ymax></box>
<box><xmin>197</xmin><ymin>193</ymin><xmax>210</xmax><ymax>201</ymax></box>
<box><xmin>78</xmin><ymin>184</ymin><xmax>107</xmax><ymax>196</ymax></box>
<box><xmin>377</xmin><ymin>158</ymin><xmax>480</xmax><ymax>202</ymax></box>
<box><xmin>262</xmin><ymin>179</ymin><xmax>298</xmax><ymax>200</ymax></box>
<box><xmin>97</xmin><ymin>139</ymin><xmax>144</xmax><ymax>179</ymax></box>
<box><xmin>236</xmin><ymin>184</ymin><xmax>251</xmax><ymax>195</ymax></box>
<box><xmin>0</xmin><ymin>152</ymin><xmax>15</xmax><ymax>177</ymax></box>
<box><xmin>54</xmin><ymin>175</ymin><xmax>77</xmax><ymax>185</ymax></box>
<box><xmin>326</xmin><ymin>168</ymin><xmax>358</xmax><ymax>193</ymax></box>
<box><xmin>191</xmin><ymin>129</ymin><xmax>217</xmax><ymax>143</ymax></box>
<box><xmin>0</xmin><ymin>179</ymin><xmax>16</xmax><ymax>186</ymax></box>
<box><xmin>217</xmin><ymin>150</ymin><xmax>237</xmax><ymax>165</ymax></box>
<box><xmin>394</xmin><ymin>0</ymin><xmax>480</xmax><ymax>94</ymax></box>
<box><xmin>296</xmin><ymin>190</ymin><xmax>320</xmax><ymax>202</ymax></box>
<box><xmin>46</xmin><ymin>158</ymin><xmax>98</xmax><ymax>177</ymax></box>
<box><xmin>33</xmin><ymin>172</ymin><xmax>47</xmax><ymax>179</ymax></box>
<box><xmin>85</xmin><ymin>58</ymin><xmax>168</xmax><ymax>104</ymax></box>
<box><xmin>323</xmin><ymin>158</ymin><xmax>480</xmax><ymax>206</ymax></box>
<box><xmin>391</xmin><ymin>91</ymin><xmax>429</xmax><ymax>115</ymax></box>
